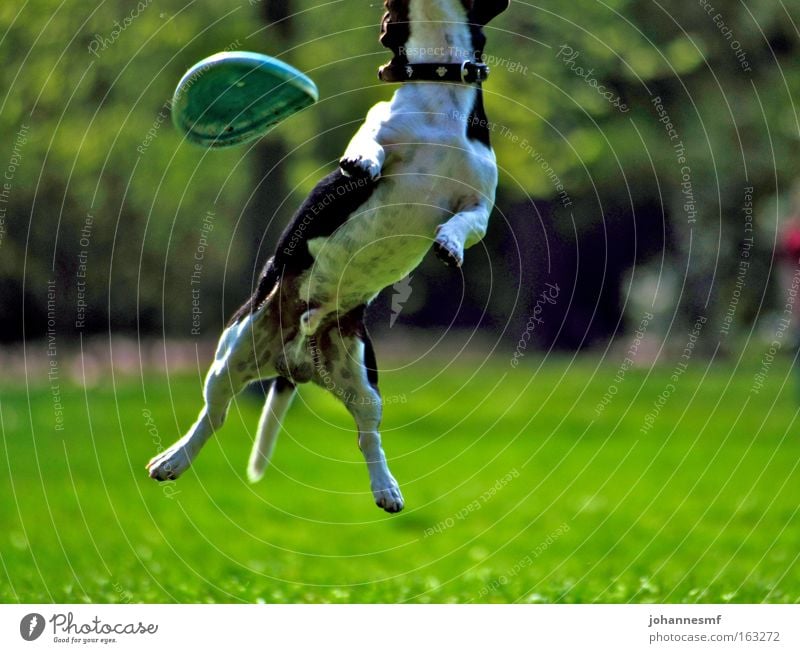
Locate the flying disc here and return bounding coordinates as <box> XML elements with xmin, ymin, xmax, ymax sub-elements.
<box><xmin>172</xmin><ymin>51</ymin><xmax>319</xmax><ymax>148</ymax></box>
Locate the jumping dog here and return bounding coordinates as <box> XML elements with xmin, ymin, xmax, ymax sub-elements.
<box><xmin>147</xmin><ymin>0</ymin><xmax>509</xmax><ymax>513</ymax></box>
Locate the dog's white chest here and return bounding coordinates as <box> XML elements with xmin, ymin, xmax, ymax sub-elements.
<box><xmin>303</xmin><ymin>142</ymin><xmax>472</xmax><ymax>308</ymax></box>
<box><xmin>298</xmin><ymin>60</ymin><xmax>497</xmax><ymax>315</ymax></box>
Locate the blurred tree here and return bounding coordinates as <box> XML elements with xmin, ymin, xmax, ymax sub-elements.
<box><xmin>1</xmin><ymin>0</ymin><xmax>797</xmax><ymax>349</ymax></box>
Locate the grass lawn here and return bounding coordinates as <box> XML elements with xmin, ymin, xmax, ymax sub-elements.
<box><xmin>2</xmin><ymin>346</ymin><xmax>799</xmax><ymax>603</ymax></box>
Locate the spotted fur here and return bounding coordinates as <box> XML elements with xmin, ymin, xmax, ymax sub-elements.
<box><xmin>147</xmin><ymin>0</ymin><xmax>508</xmax><ymax>514</ymax></box>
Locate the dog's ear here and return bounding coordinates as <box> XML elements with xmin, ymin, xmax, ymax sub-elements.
<box><xmin>469</xmin><ymin>0</ymin><xmax>510</xmax><ymax>25</ymax></box>
<box><xmin>380</xmin><ymin>0</ymin><xmax>410</xmax><ymax>56</ymax></box>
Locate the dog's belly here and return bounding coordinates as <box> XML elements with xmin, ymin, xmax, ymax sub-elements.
<box><xmin>300</xmin><ymin>165</ymin><xmax>456</xmax><ymax>311</ymax></box>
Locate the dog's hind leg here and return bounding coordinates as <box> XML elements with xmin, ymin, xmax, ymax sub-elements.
<box><xmin>314</xmin><ymin>323</ymin><xmax>404</xmax><ymax>513</ymax></box>
<box><xmin>247</xmin><ymin>377</ymin><xmax>296</xmax><ymax>483</ymax></box>
<box><xmin>147</xmin><ymin>315</ymin><xmax>262</xmax><ymax>481</ymax></box>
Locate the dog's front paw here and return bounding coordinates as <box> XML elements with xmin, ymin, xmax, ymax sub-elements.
<box><xmin>372</xmin><ymin>478</ymin><xmax>405</xmax><ymax>514</ymax></box>
<box><xmin>147</xmin><ymin>441</ymin><xmax>193</xmax><ymax>481</ymax></box>
<box><xmin>433</xmin><ymin>226</ymin><xmax>464</xmax><ymax>268</ymax></box>
<box><xmin>340</xmin><ymin>155</ymin><xmax>382</xmax><ymax>181</ymax></box>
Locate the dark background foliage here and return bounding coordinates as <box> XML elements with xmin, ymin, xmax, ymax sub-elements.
<box><xmin>1</xmin><ymin>0</ymin><xmax>797</xmax><ymax>349</ymax></box>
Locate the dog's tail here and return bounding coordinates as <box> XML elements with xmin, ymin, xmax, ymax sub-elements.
<box><xmin>247</xmin><ymin>377</ymin><xmax>296</xmax><ymax>483</ymax></box>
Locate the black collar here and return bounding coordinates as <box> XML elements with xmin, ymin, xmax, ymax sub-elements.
<box><xmin>378</xmin><ymin>60</ymin><xmax>490</xmax><ymax>84</ymax></box>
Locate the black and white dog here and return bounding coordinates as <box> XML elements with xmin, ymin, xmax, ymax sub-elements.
<box><xmin>147</xmin><ymin>0</ymin><xmax>509</xmax><ymax>513</ymax></box>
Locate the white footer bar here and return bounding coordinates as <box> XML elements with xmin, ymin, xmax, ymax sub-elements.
<box><xmin>1</xmin><ymin>604</ymin><xmax>796</xmax><ymax>652</ymax></box>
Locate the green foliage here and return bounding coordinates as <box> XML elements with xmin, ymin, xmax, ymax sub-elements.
<box><xmin>1</xmin><ymin>1</ymin><xmax>798</xmax><ymax>338</ymax></box>
<box><xmin>0</xmin><ymin>1</ymin><xmax>268</xmax><ymax>338</ymax></box>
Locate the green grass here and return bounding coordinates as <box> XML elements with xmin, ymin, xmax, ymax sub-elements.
<box><xmin>2</xmin><ymin>349</ymin><xmax>799</xmax><ymax>603</ymax></box>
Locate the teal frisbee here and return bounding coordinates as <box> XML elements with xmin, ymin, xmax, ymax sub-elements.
<box><xmin>172</xmin><ymin>51</ymin><xmax>319</xmax><ymax>148</ymax></box>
